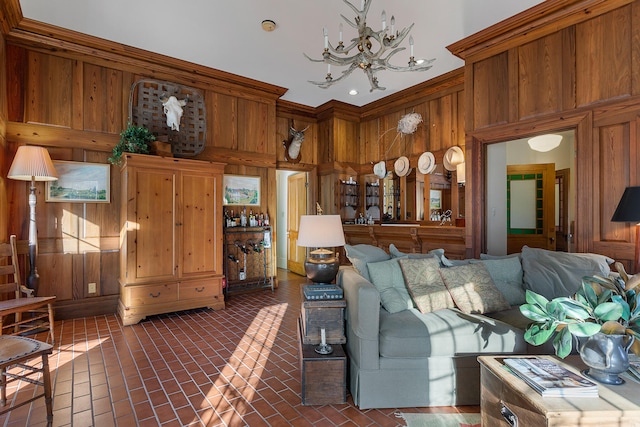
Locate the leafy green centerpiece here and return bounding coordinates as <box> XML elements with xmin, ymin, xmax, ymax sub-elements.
<box><xmin>520</xmin><ymin>262</ymin><xmax>640</xmax><ymax>358</ymax></box>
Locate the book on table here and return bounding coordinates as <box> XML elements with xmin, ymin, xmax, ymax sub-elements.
<box><xmin>503</xmin><ymin>357</ymin><xmax>599</xmax><ymax>398</ymax></box>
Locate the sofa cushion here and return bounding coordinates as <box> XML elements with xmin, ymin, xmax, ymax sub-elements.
<box><xmin>521</xmin><ymin>246</ymin><xmax>613</xmax><ymax>299</ymax></box>
<box><xmin>378</xmin><ymin>308</ymin><xmax>525</xmax><ymax>358</ymax></box>
<box><xmin>345</xmin><ymin>244</ymin><xmax>390</xmax><ymax>282</ymax></box>
<box><xmin>470</xmin><ymin>257</ymin><xmax>526</xmax><ymax>306</ymax></box>
<box><xmin>439</xmin><ymin>263</ymin><xmax>511</xmax><ymax>314</ymax></box>
<box><xmin>398</xmin><ymin>257</ymin><xmax>455</xmax><ymax>313</ymax></box>
<box><xmin>366</xmin><ymin>258</ymin><xmax>413</xmax><ymax>313</ymax></box>
<box><xmin>389</xmin><ymin>244</ymin><xmax>446</xmax><ymax>264</ymax></box>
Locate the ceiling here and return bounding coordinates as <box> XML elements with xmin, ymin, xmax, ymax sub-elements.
<box><xmin>18</xmin><ymin>0</ymin><xmax>544</xmax><ymax>108</ymax></box>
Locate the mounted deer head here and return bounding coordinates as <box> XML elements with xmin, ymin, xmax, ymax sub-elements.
<box><xmin>282</xmin><ymin>122</ymin><xmax>309</xmax><ymax>163</ymax></box>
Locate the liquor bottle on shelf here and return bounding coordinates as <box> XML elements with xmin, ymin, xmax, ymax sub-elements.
<box><xmin>228</xmin><ymin>254</ymin><xmax>239</xmax><ymax>263</ymax></box>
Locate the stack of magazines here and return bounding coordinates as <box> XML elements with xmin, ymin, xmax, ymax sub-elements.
<box><xmin>504</xmin><ymin>358</ymin><xmax>599</xmax><ymax>397</ymax></box>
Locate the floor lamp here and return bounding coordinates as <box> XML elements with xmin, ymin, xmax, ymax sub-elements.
<box><xmin>7</xmin><ymin>146</ymin><xmax>58</xmax><ymax>295</ymax></box>
<box><xmin>611</xmin><ymin>186</ymin><xmax>640</xmax><ymax>274</ymax></box>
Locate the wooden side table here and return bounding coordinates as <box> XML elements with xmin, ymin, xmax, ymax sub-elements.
<box><xmin>478</xmin><ymin>355</ymin><xmax>640</xmax><ymax>426</ymax></box>
<box><xmin>297</xmin><ymin>317</ymin><xmax>347</xmax><ymax>405</ymax></box>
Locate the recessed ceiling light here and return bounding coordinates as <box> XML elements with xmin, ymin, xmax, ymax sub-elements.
<box><xmin>349</xmin><ymin>89</ymin><xmax>358</xmax><ymax>96</ymax></box>
<box><xmin>261</xmin><ymin>20</ymin><xmax>276</xmax><ymax>32</ymax></box>
<box><xmin>416</xmin><ymin>59</ymin><xmax>425</xmax><ymax>65</ymax></box>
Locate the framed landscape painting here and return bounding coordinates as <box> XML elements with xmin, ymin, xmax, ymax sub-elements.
<box><xmin>46</xmin><ymin>161</ymin><xmax>110</xmax><ymax>203</ymax></box>
<box><xmin>223</xmin><ymin>175</ymin><xmax>260</xmax><ymax>206</ymax></box>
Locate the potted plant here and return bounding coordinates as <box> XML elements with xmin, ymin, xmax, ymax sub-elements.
<box><xmin>521</xmin><ymin>262</ymin><xmax>640</xmax><ymax>383</ymax></box>
<box><xmin>108</xmin><ymin>124</ymin><xmax>156</xmax><ymax>165</ymax></box>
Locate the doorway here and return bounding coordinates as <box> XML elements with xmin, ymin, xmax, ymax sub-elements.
<box><xmin>485</xmin><ymin>130</ymin><xmax>575</xmax><ymax>255</ymax></box>
<box><xmin>276</xmin><ymin>170</ymin><xmax>308</xmax><ymax>275</ymax></box>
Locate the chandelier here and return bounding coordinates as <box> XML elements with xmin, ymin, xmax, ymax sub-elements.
<box><xmin>305</xmin><ymin>0</ymin><xmax>435</xmax><ymax>92</ymax></box>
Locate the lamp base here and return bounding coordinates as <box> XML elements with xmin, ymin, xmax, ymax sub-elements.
<box><xmin>304</xmin><ymin>249</ymin><xmax>339</xmax><ymax>284</ymax></box>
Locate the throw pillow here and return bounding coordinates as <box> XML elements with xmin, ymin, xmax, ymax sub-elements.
<box><xmin>521</xmin><ymin>246</ymin><xmax>614</xmax><ymax>299</ymax></box>
<box><xmin>398</xmin><ymin>257</ymin><xmax>455</xmax><ymax>313</ymax></box>
<box><xmin>344</xmin><ymin>244</ymin><xmax>390</xmax><ymax>282</ymax></box>
<box><xmin>470</xmin><ymin>257</ymin><xmax>525</xmax><ymax>305</ymax></box>
<box><xmin>366</xmin><ymin>258</ymin><xmax>413</xmax><ymax>313</ymax></box>
<box><xmin>389</xmin><ymin>244</ymin><xmax>446</xmax><ymax>264</ymax></box>
<box><xmin>439</xmin><ymin>263</ymin><xmax>511</xmax><ymax>314</ymax></box>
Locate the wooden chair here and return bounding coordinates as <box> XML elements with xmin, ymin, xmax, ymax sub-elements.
<box><xmin>0</xmin><ymin>235</ymin><xmax>55</xmax><ymax>344</ymax></box>
<box><xmin>0</xmin><ymin>335</ymin><xmax>53</xmax><ymax>425</ymax></box>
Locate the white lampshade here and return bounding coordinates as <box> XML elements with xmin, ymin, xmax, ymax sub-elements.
<box><xmin>297</xmin><ymin>215</ymin><xmax>345</xmax><ymax>248</ymax></box>
<box><xmin>527</xmin><ymin>134</ymin><xmax>562</xmax><ymax>153</ymax></box>
<box><xmin>8</xmin><ymin>146</ymin><xmax>58</xmax><ymax>181</ymax></box>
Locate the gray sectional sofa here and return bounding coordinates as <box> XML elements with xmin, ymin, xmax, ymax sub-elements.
<box><xmin>339</xmin><ymin>244</ymin><xmax>614</xmax><ymax>409</ymax></box>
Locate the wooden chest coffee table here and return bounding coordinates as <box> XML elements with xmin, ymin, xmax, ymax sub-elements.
<box><xmin>478</xmin><ymin>355</ymin><xmax>640</xmax><ymax>427</ymax></box>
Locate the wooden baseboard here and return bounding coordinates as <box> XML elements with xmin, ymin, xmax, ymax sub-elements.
<box><xmin>54</xmin><ymin>295</ymin><xmax>119</xmax><ymax>320</ymax></box>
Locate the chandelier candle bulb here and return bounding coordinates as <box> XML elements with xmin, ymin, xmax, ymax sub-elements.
<box><xmin>410</xmin><ymin>35</ymin><xmax>414</xmax><ymax>57</ymax></box>
<box><xmin>391</xmin><ymin>16</ymin><xmax>395</xmax><ymax>35</ymax></box>
<box><xmin>382</xmin><ymin>10</ymin><xmax>386</xmax><ymax>30</ymax></box>
<box><xmin>323</xmin><ymin>27</ymin><xmax>328</xmax><ymax>48</ymax></box>
<box><xmin>339</xmin><ymin>23</ymin><xmax>343</xmax><ymax>42</ymax></box>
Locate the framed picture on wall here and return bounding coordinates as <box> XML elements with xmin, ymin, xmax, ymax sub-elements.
<box><xmin>223</xmin><ymin>175</ymin><xmax>260</xmax><ymax>206</ymax></box>
<box><xmin>46</xmin><ymin>161</ymin><xmax>110</xmax><ymax>203</ymax></box>
<box><xmin>429</xmin><ymin>189</ymin><xmax>442</xmax><ymax>210</ymax></box>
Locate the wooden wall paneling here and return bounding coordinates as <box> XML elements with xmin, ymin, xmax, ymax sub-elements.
<box><xmin>598</xmin><ymin>123</ymin><xmax>630</xmax><ymax>241</ymax></box>
<box><xmin>633</xmin><ymin>2</ymin><xmax>640</xmax><ymax>95</ymax></box>
<box><xmin>576</xmin><ymin>6</ymin><xmax>632</xmax><ymax>106</ymax></box>
<box><xmin>360</xmin><ymin>119</ymin><xmax>379</xmax><ymax>164</ymax></box>
<box><xmin>26</xmin><ymin>51</ymin><xmax>73</xmax><ymax>126</ymax></box>
<box><xmin>561</xmin><ymin>27</ymin><xmax>577</xmax><ymax>111</ymax></box>
<box><xmin>517</xmin><ymin>31</ymin><xmax>567</xmax><ymax>119</ymax></box>
<box><xmin>83</xmin><ymin>63</ymin><xmax>123</xmax><ymax>133</ymax></box>
<box><xmin>81</xmin><ymin>251</ymin><xmax>101</xmax><ymax>299</ymax></box>
<box><xmin>5</xmin><ymin>44</ymin><xmax>25</xmax><ymax>122</ymax></box>
<box><xmin>317</xmin><ymin>119</ymin><xmax>332</xmax><ymax>164</ymax></box>
<box><xmin>334</xmin><ymin>118</ymin><xmax>358</xmax><ymax>163</ymax></box>
<box><xmin>100</xmin><ymin>250</ymin><xmax>119</xmax><ymax>296</ymax></box>
<box><xmin>404</xmin><ymin>102</ymin><xmax>428</xmax><ymax>154</ymax></box>
<box><xmin>380</xmin><ymin>111</ymin><xmax>403</xmax><ymax>160</ymax></box>
<box><xmin>38</xmin><ymin>253</ymin><xmax>73</xmax><ymax>300</ymax></box>
<box><xmin>72</xmin><ymin>59</ymin><xmax>83</xmax><ymax>130</ymax></box>
<box><xmin>209</xmin><ymin>91</ymin><xmax>237</xmax><ymax>151</ymax></box>
<box><xmin>472</xmin><ymin>52</ymin><xmax>509</xmax><ymax>129</ymax></box>
<box><xmin>237</xmin><ymin>98</ymin><xmax>268</xmax><ymax>153</ymax></box>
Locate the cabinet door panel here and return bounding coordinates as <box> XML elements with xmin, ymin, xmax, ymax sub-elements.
<box><xmin>134</xmin><ymin>169</ymin><xmax>176</xmax><ymax>280</ymax></box>
<box><xmin>181</xmin><ymin>172</ymin><xmax>219</xmax><ymax>276</ymax></box>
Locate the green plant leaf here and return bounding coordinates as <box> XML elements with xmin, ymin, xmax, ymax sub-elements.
<box><xmin>567</xmin><ymin>322</ymin><xmax>601</xmax><ymax>337</ymax></box>
<box><xmin>525</xmin><ymin>290</ymin><xmax>549</xmax><ymax>307</ymax></box>
<box><xmin>524</xmin><ymin>323</ymin><xmax>556</xmax><ymax>346</ymax></box>
<box><xmin>593</xmin><ymin>302</ymin><xmax>624</xmax><ymax>322</ymax></box>
<box><xmin>580</xmin><ymin>282</ymin><xmax>599</xmax><ymax>308</ymax></box>
<box><xmin>519</xmin><ymin>304</ymin><xmax>549</xmax><ymax>322</ymax></box>
<box><xmin>553</xmin><ymin>327</ymin><xmax>573</xmax><ymax>358</ymax></box>
<box><xmin>611</xmin><ymin>295</ymin><xmax>631</xmax><ymax>321</ymax></box>
<box><xmin>555</xmin><ymin>298</ymin><xmax>590</xmax><ymax>320</ymax></box>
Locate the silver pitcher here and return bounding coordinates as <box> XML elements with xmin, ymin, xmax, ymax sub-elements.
<box><xmin>579</xmin><ymin>332</ymin><xmax>635</xmax><ymax>385</ymax></box>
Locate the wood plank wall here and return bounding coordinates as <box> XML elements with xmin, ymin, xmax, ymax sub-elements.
<box><xmin>449</xmin><ymin>0</ymin><xmax>640</xmax><ymax>271</ymax></box>
<box><xmin>5</xmin><ymin>0</ymin><xmax>638</xmax><ymax>318</ymax></box>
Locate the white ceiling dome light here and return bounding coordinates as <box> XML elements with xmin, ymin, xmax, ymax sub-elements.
<box><xmin>528</xmin><ymin>134</ymin><xmax>563</xmax><ymax>152</ymax></box>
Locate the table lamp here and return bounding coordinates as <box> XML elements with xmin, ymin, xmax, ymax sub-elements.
<box><xmin>611</xmin><ymin>186</ymin><xmax>640</xmax><ymax>273</ymax></box>
<box><xmin>297</xmin><ymin>214</ymin><xmax>345</xmax><ymax>284</ymax></box>
<box><xmin>7</xmin><ymin>146</ymin><xmax>58</xmax><ymax>294</ymax></box>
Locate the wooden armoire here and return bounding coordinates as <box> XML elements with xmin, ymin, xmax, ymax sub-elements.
<box><xmin>118</xmin><ymin>153</ymin><xmax>226</xmax><ymax>325</ymax></box>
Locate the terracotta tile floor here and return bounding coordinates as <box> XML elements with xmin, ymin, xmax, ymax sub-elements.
<box><xmin>0</xmin><ymin>269</ymin><xmax>478</xmax><ymax>426</ymax></box>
